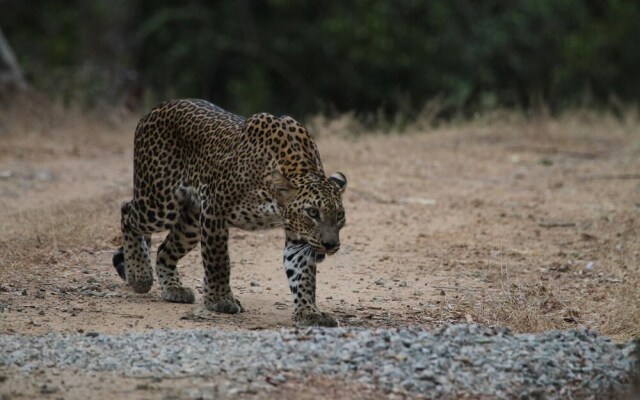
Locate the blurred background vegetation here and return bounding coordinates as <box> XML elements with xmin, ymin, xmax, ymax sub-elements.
<box><xmin>1</xmin><ymin>0</ymin><xmax>639</xmax><ymax>122</ymax></box>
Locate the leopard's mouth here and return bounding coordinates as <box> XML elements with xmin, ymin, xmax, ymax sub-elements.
<box><xmin>324</xmin><ymin>245</ymin><xmax>340</xmax><ymax>256</ymax></box>
<box><xmin>306</xmin><ymin>240</ymin><xmax>329</xmax><ymax>260</ymax></box>
<box><xmin>289</xmin><ymin>238</ymin><xmax>326</xmax><ymax>261</ymax></box>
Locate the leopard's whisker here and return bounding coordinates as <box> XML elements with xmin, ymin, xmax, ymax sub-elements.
<box><xmin>332</xmin><ymin>243</ymin><xmax>354</xmax><ymax>257</ymax></box>
<box><xmin>286</xmin><ymin>242</ymin><xmax>312</xmax><ymax>258</ymax></box>
<box><xmin>339</xmin><ymin>243</ymin><xmax>353</xmax><ymax>251</ymax></box>
<box><xmin>287</xmin><ymin>241</ymin><xmax>308</xmax><ymax>250</ymax></box>
<box><xmin>304</xmin><ymin>246</ymin><xmax>314</xmax><ymax>265</ymax></box>
<box><xmin>290</xmin><ymin>245</ymin><xmax>309</xmax><ymax>256</ymax></box>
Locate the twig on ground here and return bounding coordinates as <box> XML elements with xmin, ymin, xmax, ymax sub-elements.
<box><xmin>578</xmin><ymin>174</ymin><xmax>640</xmax><ymax>181</ymax></box>
<box><xmin>128</xmin><ymin>374</ymin><xmax>213</xmax><ymax>380</ymax></box>
<box><xmin>432</xmin><ymin>286</ymin><xmax>482</xmax><ymax>292</ymax></box>
<box><xmin>89</xmin><ymin>309</ymin><xmax>144</xmax><ymax>319</ymax></box>
<box><xmin>538</xmin><ymin>221</ymin><xmax>576</xmax><ymax>228</ymax></box>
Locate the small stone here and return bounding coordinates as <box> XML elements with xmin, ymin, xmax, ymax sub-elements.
<box><xmin>0</xmin><ymin>318</ymin><xmax>631</xmax><ymax>398</ymax></box>
<box><xmin>40</xmin><ymin>385</ymin><xmax>58</xmax><ymax>394</ymax></box>
<box><xmin>21</xmin><ymin>289</ymin><xmax>27</xmax><ymax>296</ymax></box>
<box><xmin>374</xmin><ymin>278</ymin><xmax>386</xmax><ymax>286</ymax></box>
<box><xmin>34</xmin><ymin>170</ymin><xmax>54</xmax><ymax>181</ymax></box>
<box><xmin>250</xmin><ymin>281</ymin><xmax>261</xmax><ymax>287</ymax></box>
<box><xmin>539</xmin><ymin>158</ymin><xmax>553</xmax><ymax>166</ymax></box>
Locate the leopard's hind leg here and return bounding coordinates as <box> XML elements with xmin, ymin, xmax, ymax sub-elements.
<box><xmin>156</xmin><ymin>187</ymin><xmax>201</xmax><ymax>304</ymax></box>
<box><xmin>112</xmin><ymin>238</ymin><xmax>150</xmax><ymax>281</ymax></box>
<box><xmin>116</xmin><ymin>199</ymin><xmax>164</xmax><ymax>293</ymax></box>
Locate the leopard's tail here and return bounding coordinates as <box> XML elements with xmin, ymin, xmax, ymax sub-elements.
<box><xmin>112</xmin><ymin>246</ymin><xmax>126</xmax><ymax>280</ymax></box>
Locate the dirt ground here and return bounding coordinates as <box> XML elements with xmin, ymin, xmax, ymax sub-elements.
<box><xmin>1</xmin><ymin>109</ymin><xmax>639</xmax><ymax>398</ymax></box>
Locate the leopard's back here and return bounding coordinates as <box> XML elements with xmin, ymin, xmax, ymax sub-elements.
<box><xmin>132</xmin><ymin>99</ymin><xmax>245</xmax><ymax>198</ymax></box>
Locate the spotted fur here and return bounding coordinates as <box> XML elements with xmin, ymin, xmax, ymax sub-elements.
<box><xmin>112</xmin><ymin>99</ymin><xmax>347</xmax><ymax>327</ymax></box>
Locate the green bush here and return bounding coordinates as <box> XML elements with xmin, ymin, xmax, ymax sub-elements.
<box><xmin>2</xmin><ymin>0</ymin><xmax>639</xmax><ymax>118</ymax></box>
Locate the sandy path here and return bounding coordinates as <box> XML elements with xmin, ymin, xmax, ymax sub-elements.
<box><xmin>1</xmin><ymin>116</ymin><xmax>638</xmax><ymax>338</ymax></box>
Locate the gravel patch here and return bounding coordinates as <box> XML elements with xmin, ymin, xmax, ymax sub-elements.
<box><xmin>0</xmin><ymin>324</ymin><xmax>635</xmax><ymax>398</ymax></box>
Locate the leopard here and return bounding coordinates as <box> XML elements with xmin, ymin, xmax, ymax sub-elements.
<box><xmin>111</xmin><ymin>99</ymin><xmax>347</xmax><ymax>327</ymax></box>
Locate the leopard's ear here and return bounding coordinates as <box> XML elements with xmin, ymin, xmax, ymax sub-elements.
<box><xmin>328</xmin><ymin>172</ymin><xmax>347</xmax><ymax>194</ymax></box>
<box><xmin>269</xmin><ymin>170</ymin><xmax>297</xmax><ymax>202</ymax></box>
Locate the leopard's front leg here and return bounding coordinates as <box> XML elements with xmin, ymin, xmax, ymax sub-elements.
<box><xmin>200</xmin><ymin>195</ymin><xmax>243</xmax><ymax>314</ymax></box>
<box><xmin>283</xmin><ymin>234</ymin><xmax>338</xmax><ymax>327</ymax></box>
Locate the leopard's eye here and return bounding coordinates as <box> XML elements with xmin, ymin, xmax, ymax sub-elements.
<box><xmin>306</xmin><ymin>208</ymin><xmax>320</xmax><ymax>219</ymax></box>
<box><xmin>337</xmin><ymin>210</ymin><xmax>345</xmax><ymax>220</ymax></box>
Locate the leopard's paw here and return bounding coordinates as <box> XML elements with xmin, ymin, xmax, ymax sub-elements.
<box><xmin>204</xmin><ymin>296</ymin><xmax>243</xmax><ymax>314</ymax></box>
<box><xmin>127</xmin><ymin>277</ymin><xmax>153</xmax><ymax>294</ymax></box>
<box><xmin>162</xmin><ymin>286</ymin><xmax>196</xmax><ymax>304</ymax></box>
<box><xmin>295</xmin><ymin>310</ymin><xmax>339</xmax><ymax>327</ymax></box>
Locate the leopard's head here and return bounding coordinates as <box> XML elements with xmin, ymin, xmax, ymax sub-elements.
<box><xmin>270</xmin><ymin>171</ymin><xmax>347</xmax><ymax>256</ymax></box>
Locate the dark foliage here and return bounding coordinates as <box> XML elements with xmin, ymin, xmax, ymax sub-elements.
<box><xmin>1</xmin><ymin>0</ymin><xmax>639</xmax><ymax>118</ymax></box>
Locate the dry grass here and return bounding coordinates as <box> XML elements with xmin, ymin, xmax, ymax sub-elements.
<box><xmin>0</xmin><ymin>193</ymin><xmax>124</xmax><ymax>267</ymax></box>
<box><xmin>0</xmin><ymin>92</ymin><xmax>134</xmax><ymax>136</ymax></box>
<box><xmin>438</xmin><ymin>208</ymin><xmax>639</xmax><ymax>340</ymax></box>
<box><xmin>441</xmin><ymin>205</ymin><xmax>640</xmax><ymax>340</ymax></box>
<box><xmin>422</xmin><ymin>282</ymin><xmax>580</xmax><ymax>334</ymax></box>
<box><xmin>0</xmin><ymin>97</ymin><xmax>135</xmax><ymax>267</ymax></box>
<box><xmin>489</xmin><ymin>220</ymin><xmax>636</xmax><ymax>339</ymax></box>
<box><xmin>474</xmin><ymin>282</ymin><xmax>576</xmax><ymax>332</ymax></box>
<box><xmin>427</xmin><ymin>247</ymin><xmax>639</xmax><ymax>341</ymax></box>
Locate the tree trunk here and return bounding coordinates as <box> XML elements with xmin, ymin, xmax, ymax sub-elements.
<box><xmin>0</xmin><ymin>26</ymin><xmax>28</xmax><ymax>91</ymax></box>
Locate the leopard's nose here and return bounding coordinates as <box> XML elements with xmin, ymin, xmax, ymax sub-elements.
<box><xmin>321</xmin><ymin>240</ymin><xmax>339</xmax><ymax>252</ymax></box>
